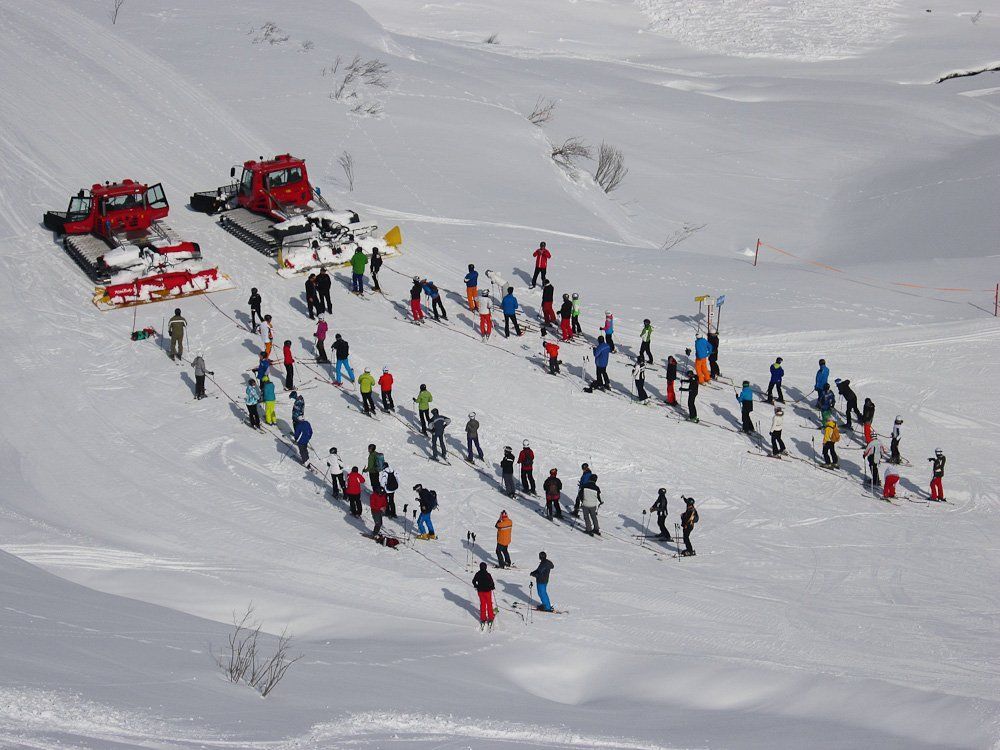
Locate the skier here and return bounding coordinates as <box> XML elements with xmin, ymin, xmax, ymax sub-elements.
<box><xmin>289</xmin><ymin>391</ymin><xmax>305</xmax><ymax>428</ymax></box>
<box><xmin>190</xmin><ymin>353</ymin><xmax>214</xmax><ymax>399</ymax></box>
<box><xmin>465</xmin><ymin>412</ymin><xmax>484</xmax><ymax>462</ymax></box>
<box><xmin>818</xmin><ymin>384</ymin><xmax>836</xmax><ymax>426</ymax></box>
<box><xmin>665</xmin><ymin>355</ymin><xmax>678</xmax><ymax>405</ymax></box>
<box><xmin>305</xmin><ymin>273</ymin><xmax>321</xmax><ymax>319</ymax></box>
<box><xmin>358</xmin><ymin>368</ymin><xmax>377</xmax><ymax>415</ymax></box>
<box><xmin>245</xmin><ymin>378</ymin><xmax>262</xmax><ymax>430</ymax></box>
<box><xmin>477</xmin><ymin>289</ymin><xmax>494</xmax><ymax>339</ymax></box>
<box><xmin>601</xmin><ymin>311</ymin><xmax>615</xmax><ymax>353</ymax></box>
<box><xmin>540</xmin><ymin>279</ymin><xmax>556</xmax><ymax>330</ymax></box>
<box><xmin>883</xmin><ymin>464</ymin><xmax>900</xmax><ymax>501</ymax></box>
<box><xmin>260</xmin><ymin>314</ymin><xmax>274</xmax><ymax>359</ymax></box>
<box><xmin>693</xmin><ymin>333</ymin><xmax>712</xmax><ymax>384</ymax></box>
<box><xmin>473</xmin><ymin>562</ymin><xmax>496</xmax><ymax>626</ymax></box>
<box><xmin>649</xmin><ymin>488</ymin><xmax>672</xmax><ymax>540</ymax></box>
<box><xmin>590</xmin><ymin>336</ymin><xmax>611</xmax><ymax>390</ymax></box>
<box><xmin>814</xmin><ymin>359</ymin><xmax>830</xmax><ymax>406</ymax></box>
<box><xmin>332</xmin><ymin>334</ymin><xmax>355</xmax><ymax>385</ymax></box>
<box><xmin>570</xmin><ymin>292</ymin><xmax>582</xmax><ymax>335</ymax></box>
<box><xmin>542</xmin><ymin>469</ymin><xmax>563</xmax><ymax>520</ymax></box>
<box><xmin>573</xmin><ymin>462</ymin><xmax>592</xmax><ymax>517</ymax></box>
<box><xmin>429</xmin><ymin>408</ymin><xmax>451</xmax><ymax>460</ymax></box>
<box><xmin>541</xmin><ymin>331</ymin><xmax>560</xmax><ymax>375</ymax></box>
<box><xmin>679</xmin><ymin>497</ymin><xmax>699</xmax><ymax>556</ymax></box>
<box><xmin>350</xmin><ymin>247</ymin><xmax>368</xmax><ymax>294</ymax></box>
<box><xmin>413</xmin><ymin>483</ymin><xmax>438</xmax><ymax>539</ymax></box>
<box><xmin>168</xmin><ymin>308</ymin><xmax>186</xmax><ymax>360</ymax></box>
<box><xmin>890</xmin><ymin>416</ymin><xmax>904</xmax><ymax>464</ymax></box>
<box><xmin>928</xmin><ymin>449</ymin><xmax>946</xmax><ymax>501</ymax></box>
<box><xmin>633</xmin><ymin>357</ymin><xmax>648</xmax><ymax>401</ymax></box>
<box><xmin>495</xmin><ymin>510</ymin><xmax>512</xmax><ymax>568</ymax></box>
<box><xmin>316</xmin><ymin>268</ymin><xmax>333</xmax><ymax>313</ymax></box>
<box><xmin>409</xmin><ymin>276</ymin><xmax>425</xmax><ymax>322</ymax></box>
<box><xmin>861</xmin><ymin>398</ymin><xmax>876</xmax><ymax>444</ymax></box>
<box><xmin>835</xmin><ymin>378</ymin><xmax>862</xmax><ymax>430</ymax></box>
<box><xmin>736</xmin><ymin>380</ymin><xmax>754</xmax><ymax>433</ymax></box>
<box><xmin>770</xmin><ymin>406</ymin><xmax>787</xmax><ymax>457</ymax></box>
<box><xmin>370</xmin><ymin>247</ymin><xmax>383</xmax><ymax>292</ymax></box>
<box><xmin>345</xmin><ymin>467</ymin><xmax>366</xmax><ymax>516</ymax></box>
<box><xmin>529</xmin><ymin>551</ymin><xmax>554</xmax><ymax>611</ymax></box>
<box><xmin>379</xmin><ymin>462</ymin><xmax>399</xmax><ymax>517</ymax></box>
<box><xmin>639</xmin><ymin>319</ymin><xmax>653</xmax><ymax>364</ymax></box>
<box><xmin>261</xmin><ymin>375</ymin><xmax>277</xmax><ymax>425</ymax></box>
<box><xmin>378</xmin><ymin>367</ymin><xmax>395</xmax><ymax>412</ymax></box>
<box><xmin>517</xmin><ymin>440</ymin><xmax>536</xmax><ymax>494</ymax></box>
<box><xmin>282</xmin><ymin>340</ymin><xmax>295</xmax><ymax>389</ymax></box>
<box><xmin>580</xmin><ymin>473</ymin><xmax>603</xmax><ymax>536</ymax></box>
<box><xmin>708</xmin><ymin>328</ymin><xmax>721</xmax><ymax>380</ymax></box>
<box><xmin>766</xmin><ymin>357</ymin><xmax>784</xmax><ymax>404</ymax></box>
<box><xmin>413</xmin><ymin>384</ymin><xmax>433</xmax><ymax>434</ymax></box>
<box><xmin>291</xmin><ymin>418</ymin><xmax>312</xmax><ymax>465</ymax></box>
<box><xmin>558</xmin><ymin>294</ymin><xmax>573</xmax><ymax>341</ymax></box>
<box><xmin>500</xmin><ymin>446</ymin><xmax>517</xmax><ymax>498</ymax></box>
<box><xmin>530</xmin><ymin>241</ymin><xmax>551</xmax><ymax>288</ymax></box>
<box><xmin>314</xmin><ymin>316</ymin><xmax>330</xmax><ymax>364</ymax></box>
<box><xmin>680</xmin><ymin>370</ymin><xmax>700</xmax><ymax>422</ymax></box>
<box><xmin>365</xmin><ymin>443</ymin><xmax>385</xmax><ymax>488</ymax></box>
<box><xmin>863</xmin><ymin>432</ymin><xmax>888</xmax><ymax>488</ymax></box>
<box><xmin>422</xmin><ymin>279</ymin><xmax>447</xmax><ymax>321</ymax></box>
<box><xmin>327</xmin><ymin>447</ymin><xmax>346</xmax><ymax>498</ymax></box>
<box><xmin>821</xmin><ymin>417</ymin><xmax>840</xmax><ymax>468</ymax></box>
<box><xmin>369</xmin><ymin>485</ymin><xmax>388</xmax><ymax>537</ymax></box>
<box><xmin>485</xmin><ymin>269</ymin><xmax>507</xmax><ymax>299</ymax></box>
<box><xmin>464</xmin><ymin>264</ymin><xmax>479</xmax><ymax>311</ymax></box>
<box><xmin>501</xmin><ymin>287</ymin><xmax>522</xmax><ymax>337</ymax></box>
<box><xmin>247</xmin><ymin>288</ymin><xmax>262</xmax><ymax>333</ymax></box>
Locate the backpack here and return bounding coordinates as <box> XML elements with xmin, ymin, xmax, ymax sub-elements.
<box><xmin>375</xmin><ymin>534</ymin><xmax>400</xmax><ymax>548</ymax></box>
<box><xmin>374</xmin><ymin>452</ymin><xmax>385</xmax><ymax>471</ymax></box>
<box><xmin>427</xmin><ymin>490</ymin><xmax>438</xmax><ymax>510</ymax></box>
<box><xmin>830</xmin><ymin>423</ymin><xmax>841</xmax><ymax>443</ymax></box>
<box><xmin>385</xmin><ymin>471</ymin><xmax>398</xmax><ymax>492</ymax></box>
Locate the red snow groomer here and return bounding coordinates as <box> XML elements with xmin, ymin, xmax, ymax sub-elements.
<box><xmin>44</xmin><ymin>180</ymin><xmax>233</xmax><ymax>309</ymax></box>
<box><xmin>190</xmin><ymin>154</ymin><xmax>400</xmax><ymax>275</ymax></box>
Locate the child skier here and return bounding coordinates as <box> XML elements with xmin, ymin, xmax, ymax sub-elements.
<box><xmin>346</xmin><ymin>467</ymin><xmax>366</xmax><ymax>516</ymax></box>
<box><xmin>601</xmin><ymin>311</ymin><xmax>616</xmax><ymax>353</ymax></box>
<box><xmin>245</xmin><ymin>378</ymin><xmax>261</xmax><ymax>430</ymax></box>
<box><xmin>571</xmin><ymin>293</ymin><xmax>582</xmax><ymax>335</ymax></box>
<box><xmin>413</xmin><ymin>483</ymin><xmax>438</xmax><ymax>539</ymax></box>
<box><xmin>680</xmin><ymin>370</ymin><xmax>699</xmax><ymax>422</ymax></box>
<box><xmin>770</xmin><ymin>406</ymin><xmax>786</xmax><ymax>457</ymax></box>
<box><xmin>929</xmin><ymin>449</ymin><xmax>946</xmax><ymax>501</ymax></box>
<box><xmin>890</xmin><ymin>416</ymin><xmax>904</xmax><ymax>463</ymax></box>
<box><xmin>822</xmin><ymin>417</ymin><xmax>840</xmax><ymax>468</ymax></box>
<box><xmin>680</xmin><ymin>497</ymin><xmax>699</xmax><ymax>556</ymax></box>
<box><xmin>633</xmin><ymin>357</ymin><xmax>648</xmax><ymax>401</ymax></box>
<box><xmin>247</xmin><ymin>288</ymin><xmax>262</xmax><ymax>333</ymax></box>
<box><xmin>542</xmin><ymin>331</ymin><xmax>560</xmax><ymax>375</ymax></box>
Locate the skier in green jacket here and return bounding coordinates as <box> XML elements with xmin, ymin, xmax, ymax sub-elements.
<box><xmin>350</xmin><ymin>248</ymin><xmax>368</xmax><ymax>294</ymax></box>
<box><xmin>639</xmin><ymin>319</ymin><xmax>653</xmax><ymax>364</ymax></box>
<box><xmin>413</xmin><ymin>384</ymin><xmax>433</xmax><ymax>435</ymax></box>
<box><xmin>358</xmin><ymin>368</ymin><xmax>377</xmax><ymax>415</ymax></box>
<box><xmin>571</xmin><ymin>293</ymin><xmax>582</xmax><ymax>335</ymax></box>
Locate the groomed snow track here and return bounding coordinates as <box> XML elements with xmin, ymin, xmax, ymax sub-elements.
<box><xmin>217</xmin><ymin>207</ymin><xmax>281</xmax><ymax>257</ymax></box>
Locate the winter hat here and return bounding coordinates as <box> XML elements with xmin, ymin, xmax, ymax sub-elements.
<box><xmin>507</xmin><ymin>287</ymin><xmax>514</xmax><ymax>294</ymax></box>
<box><xmin>368</xmin><ymin>444</ymin><xmax>376</xmax><ymax>451</ymax></box>
<box><xmin>283</xmin><ymin>340</ymin><xmax>291</xmax><ymax>347</ymax></box>
<box><xmin>835</xmin><ymin>378</ymin><xmax>842</xmax><ymax>384</ymax></box>
<box><xmin>540</xmin><ymin>241</ymin><xmax>546</xmax><ymax>248</ymax></box>
<box><xmin>288</xmin><ymin>391</ymin><xmax>298</xmax><ymax>399</ymax></box>
<box><xmin>469</xmin><ymin>412</ymin><xmax>476</xmax><ymax>419</ymax></box>
<box><xmin>468</xmin><ymin>263</ymin><xmax>475</xmax><ymax>271</ymax></box>
<box><xmin>504</xmin><ymin>446</ymin><xmax>513</xmax><ymax>452</ymax></box>
<box><xmin>329</xmin><ymin>447</ymin><xmax>338</xmax><ymax>454</ymax></box>
<box><xmin>479</xmin><ymin>562</ymin><xmax>488</xmax><ymax>571</ymax></box>
<box><xmin>644</xmin><ymin>318</ymin><xmax>651</xmax><ymax>325</ymax></box>
<box><xmin>251</xmin><ymin>287</ymin><xmax>258</xmax><ymax>294</ymax></box>
<box><xmin>431</xmin><ymin>408</ymin><xmax>439</xmax><ymax>415</ymax></box>
<box><xmin>413</xmin><ymin>483</ymin><xmax>423</xmax><ymax>491</ymax></box>
<box><xmin>658</xmin><ymin>487</ymin><xmax>666</xmax><ymax>495</ymax></box>
<box><xmin>523</xmin><ymin>439</ymin><xmax>530</xmax><ymax>447</ymax></box>
<box><xmin>174</xmin><ymin>308</ymin><xmax>181</xmax><ymax>315</ymax></box>
<box><xmin>742</xmin><ymin>380</ymin><xmax>750</xmax><ymax>386</ymax></box>
<box><xmin>539</xmin><ymin>551</ymin><xmax>547</xmax><ymax>560</ymax></box>
<box><xmin>776</xmin><ymin>357</ymin><xmax>783</xmax><ymax>363</ymax></box>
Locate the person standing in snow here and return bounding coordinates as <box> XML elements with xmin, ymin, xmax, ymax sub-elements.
<box><xmin>889</xmin><ymin>416</ymin><xmax>904</xmax><ymax>464</ymax></box>
<box><xmin>601</xmin><ymin>311</ymin><xmax>616</xmax><ymax>353</ymax></box>
<box><xmin>818</xmin><ymin>384</ymin><xmax>836</xmax><ymax>426</ymax></box>
<box><xmin>305</xmin><ymin>273</ymin><xmax>321</xmax><ymax>319</ymax></box>
<box><xmin>517</xmin><ymin>440</ymin><xmax>536</xmax><ymax>495</ymax></box>
<box><xmin>814</xmin><ymin>359</ymin><xmax>830</xmax><ymax>406</ymax></box>
<box><xmin>190</xmin><ymin>353</ymin><xmax>214</xmax><ymax>399</ymax></box>
<box><xmin>327</xmin><ymin>447</ymin><xmax>346</xmax><ymax>498</ymax></box>
<box><xmin>378</xmin><ymin>367</ymin><xmax>395</xmax><ymax>412</ymax></box>
<box><xmin>247</xmin><ymin>288</ymin><xmax>263</xmax><ymax>333</ymax></box>
<box><xmin>580</xmin><ymin>473</ymin><xmax>603</xmax><ymax>536</ymax></box>
<box><xmin>530</xmin><ymin>241</ymin><xmax>551</xmax><ymax>288</ymax></box>
<box><xmin>473</xmin><ymin>562</ymin><xmax>496</xmax><ymax>625</ymax></box>
<box><xmin>708</xmin><ymin>328</ymin><xmax>721</xmax><ymax>380</ymax></box>
<box><xmin>409</xmin><ymin>276</ymin><xmax>425</xmax><ymax>322</ymax></box>
<box><xmin>639</xmin><ymin>319</ymin><xmax>654</xmax><ymax>364</ymax></box>
<box><xmin>680</xmin><ymin>497</ymin><xmax>699</xmax><ymax>556</ymax></box>
<box><xmin>765</xmin><ymin>357</ymin><xmax>784</xmax><ymax>404</ymax></box>
<box><xmin>736</xmin><ymin>380</ymin><xmax>755</xmax><ymax>433</ymax></box>
<box><xmin>928</xmin><ymin>449</ymin><xmax>946</xmax><ymax>501</ymax></box>
<box><xmin>465</xmin><ymin>412</ymin><xmax>484</xmax><ymax>462</ymax></box>
<box><xmin>282</xmin><ymin>340</ymin><xmax>295</xmax><ymax>389</ymax></box>
<box><xmin>350</xmin><ymin>247</ymin><xmax>368</xmax><ymax>294</ymax></box>
<box><xmin>413</xmin><ymin>483</ymin><xmax>438</xmax><ymax>539</ymax></box>
<box><xmin>369</xmin><ymin>485</ymin><xmax>388</xmax><ymax>537</ymax></box>
<box><xmin>422</xmin><ymin>279</ymin><xmax>447</xmax><ymax>321</ymax></box>
<box><xmin>500</xmin><ymin>446</ymin><xmax>517</xmax><ymax>498</ymax></box>
<box><xmin>464</xmin><ymin>264</ymin><xmax>479</xmax><ymax>311</ymax></box>
<box><xmin>834</xmin><ymin>378</ymin><xmax>861</xmax><ymax>430</ymax></box>
<box><xmin>314</xmin><ymin>316</ymin><xmax>330</xmax><ymax>364</ymax></box>
<box><xmin>289</xmin><ymin>390</ymin><xmax>305</xmax><ymax>429</ymax></box>
<box><xmin>541</xmin><ymin>279</ymin><xmax>556</xmax><ymax>330</ymax></box>
<box><xmin>261</xmin><ymin>375</ymin><xmax>277</xmax><ymax>425</ymax></box>
<box><xmin>495</xmin><ymin>511</ymin><xmax>512</xmax><ymax>568</ymax></box>
<box><xmin>821</xmin><ymin>417</ymin><xmax>840</xmax><ymax>468</ymax></box>
<box><xmin>573</xmin><ymin>462</ymin><xmax>592</xmax><ymax>517</ymax></box>
<box><xmin>168</xmin><ymin>308</ymin><xmax>186</xmax><ymax>361</ymax></box>
<box><xmin>541</xmin><ymin>330</ymin><xmax>560</xmax><ymax>375</ymax></box>
<box><xmin>429</xmin><ymin>408</ymin><xmax>451</xmax><ymax>460</ymax></box>
<box><xmin>365</xmin><ymin>443</ymin><xmax>385</xmax><ymax>489</ymax></box>
<box><xmin>665</xmin><ymin>355</ymin><xmax>678</xmax><ymax>406</ymax></box>
<box><xmin>245</xmin><ymin>378</ymin><xmax>262</xmax><ymax>430</ymax></box>
<box><xmin>530</xmin><ymin>551</ymin><xmax>554</xmax><ymax>612</ymax></box>
<box><xmin>501</xmin><ymin>287</ymin><xmax>522</xmax><ymax>337</ymax></box>
<box><xmin>770</xmin><ymin>406</ymin><xmax>786</xmax><ymax>457</ymax></box>
<box><xmin>260</xmin><ymin>314</ymin><xmax>274</xmax><ymax>360</ymax></box>
<box><xmin>863</xmin><ymin>432</ymin><xmax>888</xmax><ymax>488</ymax></box>
<box><xmin>649</xmin><ymin>488</ymin><xmax>672</xmax><ymax>540</ymax></box>
<box><xmin>346</xmin><ymin>466</ymin><xmax>366</xmax><ymax>517</ymax></box>
<box><xmin>485</xmin><ymin>269</ymin><xmax>507</xmax><ymax>299</ymax></box>
<box><xmin>861</xmin><ymin>398</ymin><xmax>876</xmax><ymax>444</ymax></box>
<box><xmin>680</xmin><ymin>370</ymin><xmax>700</xmax><ymax>423</ymax></box>
<box><xmin>559</xmin><ymin>294</ymin><xmax>573</xmax><ymax>341</ymax></box>
<box><xmin>316</xmin><ymin>268</ymin><xmax>333</xmax><ymax>314</ymax></box>
<box><xmin>413</xmin><ymin>384</ymin><xmax>433</xmax><ymax>434</ymax></box>
<box><xmin>477</xmin><ymin>289</ymin><xmax>494</xmax><ymax>339</ymax></box>
<box><xmin>693</xmin><ymin>333</ymin><xmax>712</xmax><ymax>385</ymax></box>
<box><xmin>358</xmin><ymin>368</ymin><xmax>377</xmax><ymax>415</ymax></box>
<box><xmin>633</xmin><ymin>357</ymin><xmax>648</xmax><ymax>401</ymax></box>
<box><xmin>570</xmin><ymin>292</ymin><xmax>582</xmax><ymax>335</ymax></box>
<box><xmin>332</xmin><ymin>334</ymin><xmax>355</xmax><ymax>385</ymax></box>
<box><xmin>291</xmin><ymin>418</ymin><xmax>312</xmax><ymax>465</ymax></box>
<box><xmin>379</xmin><ymin>463</ymin><xmax>399</xmax><ymax>517</ymax></box>
<box><xmin>370</xmin><ymin>247</ymin><xmax>383</xmax><ymax>292</ymax></box>
<box><xmin>591</xmin><ymin>336</ymin><xmax>611</xmax><ymax>390</ymax></box>
<box><xmin>543</xmin><ymin>469</ymin><xmax>563</xmax><ymax>520</ymax></box>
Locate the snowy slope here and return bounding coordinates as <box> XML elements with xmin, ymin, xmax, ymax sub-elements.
<box><xmin>1</xmin><ymin>0</ymin><xmax>999</xmax><ymax>748</ymax></box>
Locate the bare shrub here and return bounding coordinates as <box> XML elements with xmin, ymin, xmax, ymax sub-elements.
<box><xmin>212</xmin><ymin>604</ymin><xmax>301</xmax><ymax>697</ymax></box>
<box><xmin>249</xmin><ymin>628</ymin><xmax>302</xmax><ymax>697</ymax></box>
<box><xmin>301</xmin><ymin>40</ymin><xmax>315</xmax><ymax>52</ymax></box>
<box><xmin>329</xmin><ymin>55</ymin><xmax>390</xmax><ymax>99</ymax></box>
<box><xmin>338</xmin><ymin>152</ymin><xmax>355</xmax><ymax>191</ymax></box>
<box><xmin>661</xmin><ymin>223</ymin><xmax>708</xmax><ymax>251</ymax></box>
<box><xmin>484</xmin><ymin>33</ymin><xmax>500</xmax><ymax>45</ymax></box>
<box><xmin>527</xmin><ymin>97</ymin><xmax>557</xmax><ymax>126</ymax></box>
<box><xmin>593</xmin><ymin>142</ymin><xmax>628</xmax><ymax>193</ymax></box>
<box><xmin>551</xmin><ymin>137</ymin><xmax>592</xmax><ymax>168</ymax></box>
<box><xmin>251</xmin><ymin>22</ymin><xmax>289</xmax><ymax>46</ymax></box>
<box><xmin>109</xmin><ymin>0</ymin><xmax>125</xmax><ymax>24</ymax></box>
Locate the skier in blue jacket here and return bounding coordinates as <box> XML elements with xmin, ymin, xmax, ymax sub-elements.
<box><xmin>290</xmin><ymin>391</ymin><xmax>305</xmax><ymax>428</ymax></box>
<box><xmin>464</xmin><ymin>264</ymin><xmax>479</xmax><ymax>311</ymax></box>
<box><xmin>501</xmin><ymin>287</ymin><xmax>521</xmax><ymax>338</ymax></box>
<box><xmin>590</xmin><ymin>336</ymin><xmax>611</xmax><ymax>390</ymax></box>
<box><xmin>256</xmin><ymin>352</ymin><xmax>270</xmax><ymax>382</ymax></box>
<box><xmin>766</xmin><ymin>357</ymin><xmax>784</xmax><ymax>404</ymax></box>
<box><xmin>814</xmin><ymin>358</ymin><xmax>830</xmax><ymax>406</ymax></box>
<box><xmin>292</xmin><ymin>419</ymin><xmax>313</xmax><ymax>465</ymax></box>
<box><xmin>736</xmin><ymin>380</ymin><xmax>755</xmax><ymax>433</ymax></box>
<box><xmin>818</xmin><ymin>384</ymin><xmax>836</xmax><ymax>424</ymax></box>
<box><xmin>694</xmin><ymin>335</ymin><xmax>713</xmax><ymax>384</ymax></box>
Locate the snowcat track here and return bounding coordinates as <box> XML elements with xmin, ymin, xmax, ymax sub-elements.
<box><xmin>63</xmin><ymin>234</ymin><xmax>112</xmax><ymax>283</ymax></box>
<box><xmin>217</xmin><ymin>208</ymin><xmax>280</xmax><ymax>257</ymax></box>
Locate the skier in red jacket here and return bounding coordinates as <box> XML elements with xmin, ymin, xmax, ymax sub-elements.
<box><xmin>530</xmin><ymin>242</ymin><xmax>551</xmax><ymax>288</ymax></box>
<box><xmin>378</xmin><ymin>367</ymin><xmax>394</xmax><ymax>412</ymax></box>
<box><xmin>282</xmin><ymin>340</ymin><xmax>295</xmax><ymax>389</ymax></box>
<box><xmin>541</xmin><ymin>332</ymin><xmax>560</xmax><ymax>375</ymax></box>
<box><xmin>517</xmin><ymin>440</ymin><xmax>536</xmax><ymax>495</ymax></box>
<box><xmin>369</xmin><ymin>487</ymin><xmax>388</xmax><ymax>536</ymax></box>
<box><xmin>346</xmin><ymin>467</ymin><xmax>366</xmax><ymax>517</ymax></box>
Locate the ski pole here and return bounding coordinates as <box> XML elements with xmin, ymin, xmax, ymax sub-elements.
<box><xmin>528</xmin><ymin>582</ymin><xmax>534</xmax><ymax>625</ymax></box>
<box><xmin>402</xmin><ymin>503</ymin><xmax>409</xmax><ymax>541</ymax></box>
<box><xmin>465</xmin><ymin>531</ymin><xmax>471</xmax><ymax>568</ymax></box>
<box><xmin>674</xmin><ymin>523</ymin><xmax>682</xmax><ymax>561</ymax></box>
<box><xmin>316</xmin><ymin>463</ymin><xmax>331</xmax><ymax>494</ymax></box>
<box><xmin>640</xmin><ymin>509</ymin><xmax>650</xmax><ymax>547</ymax></box>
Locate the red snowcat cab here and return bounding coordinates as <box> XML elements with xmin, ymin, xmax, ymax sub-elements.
<box><xmin>43</xmin><ymin>180</ymin><xmax>232</xmax><ymax>309</ymax></box>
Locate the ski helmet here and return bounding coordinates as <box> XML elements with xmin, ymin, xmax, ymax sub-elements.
<box><xmin>835</xmin><ymin>378</ymin><xmax>842</xmax><ymax>384</ymax></box>
<box><xmin>523</xmin><ymin>439</ymin><xmax>530</xmax><ymax>447</ymax></box>
<box><xmin>364</xmin><ymin>367</ymin><xmax>370</xmax><ymax>373</ymax></box>
<box><xmin>605</xmin><ymin>311</ymin><xmax>611</xmax><ymax>316</ymax></box>
<box><xmin>468</xmin><ymin>412</ymin><xmax>476</xmax><ymax>419</ymax></box>
<box><xmin>644</xmin><ymin>318</ymin><xmax>650</xmax><ymax>325</ymax></box>
<box><xmin>658</xmin><ymin>487</ymin><xmax>666</xmax><ymax>494</ymax></box>
<box><xmin>776</xmin><ymin>357</ymin><xmax>783</xmax><ymax>363</ymax></box>
<box><xmin>329</xmin><ymin>447</ymin><xmax>338</xmax><ymax>454</ymax></box>
<box><xmin>479</xmin><ymin>562</ymin><xmax>488</xmax><ymax>571</ymax></box>
<box><xmin>540</xmin><ymin>241</ymin><xmax>546</xmax><ymax>248</ymax></box>
<box><xmin>742</xmin><ymin>380</ymin><xmax>750</xmax><ymax>386</ymax></box>
<box><xmin>251</xmin><ymin>287</ymin><xmax>258</xmax><ymax>294</ymax></box>
<box><xmin>412</xmin><ymin>275</ymin><xmax>419</xmax><ymax>282</ymax></box>
<box><xmin>505</xmin><ymin>445</ymin><xmax>512</xmax><ymax>452</ymax></box>
<box><xmin>895</xmin><ymin>415</ymin><xmax>903</xmax><ymax>423</ymax></box>
<box><xmin>174</xmin><ymin>308</ymin><xmax>181</xmax><ymax>316</ymax></box>
<box><xmin>563</xmin><ymin>293</ymin><xmax>569</xmax><ymax>300</ymax></box>
<box><xmin>383</xmin><ymin>366</ymin><xmax>389</xmax><ymax>373</ymax></box>
<box><xmin>685</xmin><ymin>497</ymin><xmax>695</xmax><ymax>505</ymax></box>
<box><xmin>318</xmin><ymin>315</ymin><xmax>325</xmax><ymax>321</ymax></box>
<box><xmin>819</xmin><ymin>359</ymin><xmax>826</xmax><ymax>365</ymax></box>
<box><xmin>413</xmin><ymin>483</ymin><xmax>422</xmax><ymax>491</ymax></box>
<box><xmin>935</xmin><ymin>448</ymin><xmax>943</xmax><ymax>455</ymax></box>
<box><xmin>572</xmin><ymin>293</ymin><xmax>579</xmax><ymax>299</ymax></box>
<box><xmin>775</xmin><ymin>407</ymin><xmax>783</xmax><ymax>414</ymax></box>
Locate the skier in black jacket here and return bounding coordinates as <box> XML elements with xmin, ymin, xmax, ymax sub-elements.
<box><xmin>500</xmin><ymin>447</ymin><xmax>516</xmax><ymax>498</ymax></box>
<box><xmin>665</xmin><ymin>355</ymin><xmax>678</xmax><ymax>405</ymax></box>
<box><xmin>304</xmin><ymin>274</ymin><xmax>321</xmax><ymax>319</ymax></box>
<box><xmin>707</xmin><ymin>330</ymin><xmax>720</xmax><ymax>379</ymax></box>
<box><xmin>649</xmin><ymin>488</ymin><xmax>672</xmax><ymax>540</ymax></box>
<box><xmin>316</xmin><ymin>268</ymin><xmax>333</xmax><ymax>313</ymax></box>
<box><xmin>680</xmin><ymin>370</ymin><xmax>700</xmax><ymax>422</ymax></box>
<box><xmin>542</xmin><ymin>469</ymin><xmax>563</xmax><ymax>519</ymax></box>
<box><xmin>680</xmin><ymin>497</ymin><xmax>699</xmax><ymax>556</ymax></box>
<box><xmin>861</xmin><ymin>397</ymin><xmax>876</xmax><ymax>442</ymax></box>
<box><xmin>247</xmin><ymin>287</ymin><xmax>262</xmax><ymax>333</ymax></box>
<box><xmin>835</xmin><ymin>378</ymin><xmax>863</xmax><ymax>429</ymax></box>
<box><xmin>472</xmin><ymin>562</ymin><xmax>496</xmax><ymax>625</ymax></box>
<box><xmin>530</xmin><ymin>551</ymin><xmax>555</xmax><ymax>611</ymax></box>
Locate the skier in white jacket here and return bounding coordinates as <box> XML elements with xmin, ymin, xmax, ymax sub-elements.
<box><xmin>327</xmin><ymin>447</ymin><xmax>346</xmax><ymax>498</ymax></box>
<box><xmin>769</xmin><ymin>407</ymin><xmax>786</xmax><ymax>457</ymax></box>
<box><xmin>477</xmin><ymin>290</ymin><xmax>494</xmax><ymax>339</ymax></box>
